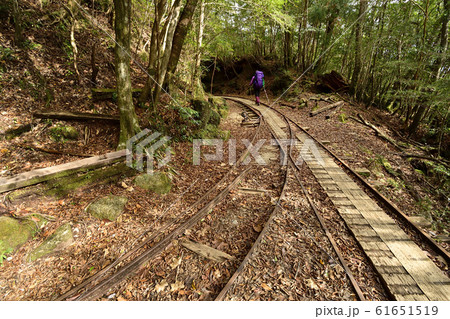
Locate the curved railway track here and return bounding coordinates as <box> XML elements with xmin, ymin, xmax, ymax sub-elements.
<box><xmin>56</xmin><ymin>104</ymin><xmax>282</xmax><ymax>301</ymax></box>
<box><xmin>54</xmin><ymin>95</ymin><xmax>449</xmax><ymax>301</ymax></box>
<box><xmin>220</xmin><ymin>96</ymin><xmax>450</xmax><ymax>301</ymax></box>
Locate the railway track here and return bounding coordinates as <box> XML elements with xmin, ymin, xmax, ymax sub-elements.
<box><xmin>220</xmin><ymin>96</ymin><xmax>450</xmax><ymax>301</ymax></box>
<box><xmin>56</xmin><ymin>103</ymin><xmax>283</xmax><ymax>301</ymax></box>
<box><xmin>54</xmin><ymin>96</ymin><xmax>449</xmax><ymax>301</ymax></box>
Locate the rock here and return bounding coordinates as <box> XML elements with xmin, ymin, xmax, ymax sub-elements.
<box><xmin>28</xmin><ymin>223</ymin><xmax>73</xmax><ymax>262</ymax></box>
<box><xmin>356</xmin><ymin>168</ymin><xmax>371</xmax><ymax>177</ymax></box>
<box><xmin>87</xmin><ymin>195</ymin><xmax>128</xmax><ymax>221</ymax></box>
<box><xmin>409</xmin><ymin>216</ymin><xmax>432</xmax><ymax>229</ymax></box>
<box><xmin>134</xmin><ymin>172</ymin><xmax>172</xmax><ymax>194</ymax></box>
<box><xmin>0</xmin><ymin>215</ymin><xmax>48</xmax><ymax>256</ymax></box>
<box><xmin>208</xmin><ymin>96</ymin><xmax>228</xmax><ymax>117</ymax></box>
<box><xmin>50</xmin><ymin>125</ymin><xmax>79</xmax><ymax>141</ymax></box>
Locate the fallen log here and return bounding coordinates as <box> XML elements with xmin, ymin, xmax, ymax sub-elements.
<box><xmin>398</xmin><ymin>153</ymin><xmax>450</xmax><ymax>169</ymax></box>
<box><xmin>310</xmin><ymin>101</ymin><xmax>344</xmax><ymax>117</ymax></box>
<box><xmin>350</xmin><ymin>114</ymin><xmax>404</xmax><ymax>150</ymax></box>
<box><xmin>180</xmin><ymin>239</ymin><xmax>235</xmax><ymax>262</ymax></box>
<box><xmin>280</xmin><ymin>102</ymin><xmax>296</xmax><ymax>109</ymax></box>
<box><xmin>91</xmin><ymin>88</ymin><xmax>142</xmax><ymax>101</ymax></box>
<box><xmin>0</xmin><ymin>150</ymin><xmax>126</xmax><ymax>193</ymax></box>
<box><xmin>16</xmin><ymin>143</ymin><xmax>94</xmax><ymax>158</ymax></box>
<box><xmin>33</xmin><ymin>111</ymin><xmax>119</xmax><ymax>122</ymax></box>
<box><xmin>325</xmin><ymin>105</ymin><xmax>342</xmax><ymax>119</ymax></box>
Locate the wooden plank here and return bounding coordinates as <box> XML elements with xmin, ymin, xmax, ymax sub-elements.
<box><xmin>180</xmin><ymin>239</ymin><xmax>235</xmax><ymax>262</ymax></box>
<box><xmin>0</xmin><ymin>150</ymin><xmax>127</xmax><ymax>193</ymax></box>
<box><xmin>358</xmin><ymin>208</ymin><xmax>450</xmax><ymax>300</ymax></box>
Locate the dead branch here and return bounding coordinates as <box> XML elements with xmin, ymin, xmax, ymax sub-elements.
<box><xmin>350</xmin><ymin>114</ymin><xmax>405</xmax><ymax>151</ymax></box>
<box><xmin>310</xmin><ymin>101</ymin><xmax>344</xmax><ymax>117</ymax></box>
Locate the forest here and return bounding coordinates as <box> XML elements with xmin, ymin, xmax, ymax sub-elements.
<box><xmin>0</xmin><ymin>0</ymin><xmax>449</xmax><ymax>302</ymax></box>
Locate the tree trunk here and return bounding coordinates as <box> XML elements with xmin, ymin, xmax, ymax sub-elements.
<box><xmin>11</xmin><ymin>0</ymin><xmax>24</xmax><ymax>47</ymax></box>
<box><xmin>165</xmin><ymin>0</ymin><xmax>199</xmax><ymax>82</ymax></box>
<box><xmin>114</xmin><ymin>0</ymin><xmax>140</xmax><ymax>149</ymax></box>
<box><xmin>192</xmin><ymin>0</ymin><xmax>205</xmax><ymax>92</ymax></box>
<box><xmin>350</xmin><ymin>0</ymin><xmax>367</xmax><ymax>97</ymax></box>
<box><xmin>153</xmin><ymin>0</ymin><xmax>182</xmax><ymax>106</ymax></box>
<box><xmin>408</xmin><ymin>105</ymin><xmax>427</xmax><ymax>136</ymax></box>
<box><xmin>139</xmin><ymin>0</ymin><xmax>167</xmax><ymax>104</ymax></box>
<box><xmin>68</xmin><ymin>1</ymin><xmax>82</xmax><ymax>84</ymax></box>
<box><xmin>435</xmin><ymin>0</ymin><xmax>449</xmax><ymax>80</ymax></box>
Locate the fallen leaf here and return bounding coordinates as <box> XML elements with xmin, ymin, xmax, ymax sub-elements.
<box><xmin>117</xmin><ymin>296</ymin><xmax>127</xmax><ymax>301</ymax></box>
<box><xmin>171</xmin><ymin>280</ymin><xmax>185</xmax><ymax>292</ymax></box>
<box><xmin>253</xmin><ymin>224</ymin><xmax>262</xmax><ymax>232</ymax></box>
<box><xmin>155</xmin><ymin>279</ymin><xmax>168</xmax><ymax>293</ymax></box>
<box><xmin>261</xmin><ymin>283</ymin><xmax>272</xmax><ymax>291</ymax></box>
<box><xmin>170</xmin><ymin>256</ymin><xmax>182</xmax><ymax>270</ymax></box>
<box><xmin>306</xmin><ymin>278</ymin><xmax>319</xmax><ymax>290</ymax></box>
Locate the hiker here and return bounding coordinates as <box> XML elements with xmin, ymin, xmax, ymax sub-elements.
<box><xmin>250</xmin><ymin>70</ymin><xmax>265</xmax><ymax>106</ymax></box>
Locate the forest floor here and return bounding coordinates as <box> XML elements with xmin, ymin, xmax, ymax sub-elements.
<box><xmin>0</xmin><ymin>2</ymin><xmax>448</xmax><ymax>300</ymax></box>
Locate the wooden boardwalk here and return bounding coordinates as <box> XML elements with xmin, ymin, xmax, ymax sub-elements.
<box><xmin>230</xmin><ymin>97</ymin><xmax>450</xmax><ymax>301</ymax></box>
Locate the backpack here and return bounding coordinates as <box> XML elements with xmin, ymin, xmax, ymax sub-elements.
<box><xmin>253</xmin><ymin>70</ymin><xmax>264</xmax><ymax>89</ymax></box>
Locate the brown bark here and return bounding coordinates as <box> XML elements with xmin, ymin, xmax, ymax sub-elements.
<box><xmin>166</xmin><ymin>0</ymin><xmax>199</xmax><ymax>80</ymax></box>
<box><xmin>350</xmin><ymin>0</ymin><xmax>368</xmax><ymax>97</ymax></box>
<box><xmin>114</xmin><ymin>0</ymin><xmax>140</xmax><ymax>149</ymax></box>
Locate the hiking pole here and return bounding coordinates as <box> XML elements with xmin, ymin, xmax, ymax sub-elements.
<box><xmin>263</xmin><ymin>86</ymin><xmax>270</xmax><ymax>104</ymax></box>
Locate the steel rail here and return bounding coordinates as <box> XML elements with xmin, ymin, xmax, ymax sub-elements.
<box><xmin>222</xmin><ymin>96</ymin><xmax>366</xmax><ymax>301</ymax></box>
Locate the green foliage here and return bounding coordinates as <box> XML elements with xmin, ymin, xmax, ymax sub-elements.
<box><xmin>338</xmin><ymin>113</ymin><xmax>347</xmax><ymax>123</ymax></box>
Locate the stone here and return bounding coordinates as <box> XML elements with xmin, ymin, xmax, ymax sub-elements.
<box><xmin>134</xmin><ymin>172</ymin><xmax>172</xmax><ymax>194</ymax></box>
<box><xmin>87</xmin><ymin>195</ymin><xmax>128</xmax><ymax>221</ymax></box>
<box><xmin>356</xmin><ymin>168</ymin><xmax>371</xmax><ymax>177</ymax></box>
<box><xmin>50</xmin><ymin>125</ymin><xmax>79</xmax><ymax>140</ymax></box>
<box><xmin>0</xmin><ymin>215</ymin><xmax>48</xmax><ymax>256</ymax></box>
<box><xmin>409</xmin><ymin>216</ymin><xmax>432</xmax><ymax>229</ymax></box>
<box><xmin>28</xmin><ymin>223</ymin><xmax>73</xmax><ymax>262</ymax></box>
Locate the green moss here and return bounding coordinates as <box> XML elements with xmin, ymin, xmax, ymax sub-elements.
<box><xmin>134</xmin><ymin>172</ymin><xmax>172</xmax><ymax>194</ymax></box>
<box><xmin>0</xmin><ymin>215</ymin><xmax>47</xmax><ymax>258</ymax></box>
<box><xmin>46</xmin><ymin>163</ymin><xmax>135</xmax><ymax>197</ymax></box>
<box><xmin>28</xmin><ymin>223</ymin><xmax>73</xmax><ymax>262</ymax></box>
<box><xmin>49</xmin><ymin>125</ymin><xmax>78</xmax><ymax>141</ymax></box>
<box><xmin>338</xmin><ymin>113</ymin><xmax>347</xmax><ymax>123</ymax></box>
<box><xmin>195</xmin><ymin>124</ymin><xmax>229</xmax><ymax>140</ymax></box>
<box><xmin>208</xmin><ymin>96</ymin><xmax>229</xmax><ymax>118</ymax></box>
<box><xmin>87</xmin><ymin>195</ymin><xmax>128</xmax><ymax>221</ymax></box>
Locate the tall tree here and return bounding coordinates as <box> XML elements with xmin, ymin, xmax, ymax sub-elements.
<box><xmin>114</xmin><ymin>0</ymin><xmax>140</xmax><ymax>148</ymax></box>
<box><xmin>166</xmin><ymin>0</ymin><xmax>199</xmax><ymax>81</ymax></box>
<box><xmin>350</xmin><ymin>0</ymin><xmax>367</xmax><ymax>97</ymax></box>
<box><xmin>435</xmin><ymin>0</ymin><xmax>449</xmax><ymax>80</ymax></box>
<box><xmin>11</xmin><ymin>0</ymin><xmax>24</xmax><ymax>46</ymax></box>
